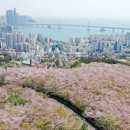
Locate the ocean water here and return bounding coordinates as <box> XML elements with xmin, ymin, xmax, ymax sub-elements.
<box><xmin>16</xmin><ymin>18</ymin><xmax>130</xmax><ymax>41</ymax></box>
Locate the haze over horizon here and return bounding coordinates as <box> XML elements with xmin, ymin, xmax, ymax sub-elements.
<box><xmin>0</xmin><ymin>0</ymin><xmax>130</xmax><ymax>19</ymax></box>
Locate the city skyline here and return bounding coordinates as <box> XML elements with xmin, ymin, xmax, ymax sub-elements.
<box><xmin>0</xmin><ymin>0</ymin><xmax>130</xmax><ymax>19</ymax></box>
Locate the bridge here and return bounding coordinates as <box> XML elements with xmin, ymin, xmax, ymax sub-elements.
<box><xmin>16</xmin><ymin>23</ymin><xmax>130</xmax><ymax>32</ymax></box>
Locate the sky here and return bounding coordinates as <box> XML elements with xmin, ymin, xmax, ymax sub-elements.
<box><xmin>0</xmin><ymin>0</ymin><xmax>130</xmax><ymax>19</ymax></box>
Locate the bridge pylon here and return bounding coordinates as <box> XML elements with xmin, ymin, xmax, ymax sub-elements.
<box><xmin>112</xmin><ymin>28</ymin><xmax>115</xmax><ymax>33</ymax></box>
<box><xmin>122</xmin><ymin>28</ymin><xmax>124</xmax><ymax>33</ymax></box>
<box><xmin>100</xmin><ymin>27</ymin><xmax>105</xmax><ymax>32</ymax></box>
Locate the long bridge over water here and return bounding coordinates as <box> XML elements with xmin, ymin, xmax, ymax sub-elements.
<box><xmin>17</xmin><ymin>23</ymin><xmax>130</xmax><ymax>32</ymax></box>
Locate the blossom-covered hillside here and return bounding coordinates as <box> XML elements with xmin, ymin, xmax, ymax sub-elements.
<box><xmin>0</xmin><ymin>84</ymin><xmax>92</xmax><ymax>130</ymax></box>
<box><xmin>1</xmin><ymin>63</ymin><xmax>130</xmax><ymax>130</ymax></box>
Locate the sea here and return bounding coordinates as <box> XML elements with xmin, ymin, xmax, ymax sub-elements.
<box><xmin>16</xmin><ymin>18</ymin><xmax>130</xmax><ymax>41</ymax></box>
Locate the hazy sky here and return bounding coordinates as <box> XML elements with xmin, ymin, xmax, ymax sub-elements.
<box><xmin>0</xmin><ymin>0</ymin><xmax>130</xmax><ymax>19</ymax></box>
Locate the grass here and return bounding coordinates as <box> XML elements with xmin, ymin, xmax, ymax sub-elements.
<box><xmin>7</xmin><ymin>93</ymin><xmax>27</xmax><ymax>105</ymax></box>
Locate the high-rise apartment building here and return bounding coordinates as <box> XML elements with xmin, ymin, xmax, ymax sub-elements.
<box><xmin>125</xmin><ymin>32</ymin><xmax>130</xmax><ymax>47</ymax></box>
<box><xmin>5</xmin><ymin>33</ymin><xmax>13</xmax><ymax>49</ymax></box>
<box><xmin>6</xmin><ymin>8</ymin><xmax>18</xmax><ymax>25</ymax></box>
<box><xmin>16</xmin><ymin>42</ymin><xmax>30</xmax><ymax>52</ymax></box>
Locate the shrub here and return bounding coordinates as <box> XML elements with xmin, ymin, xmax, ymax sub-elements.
<box><xmin>95</xmin><ymin>114</ymin><xmax>122</xmax><ymax>130</ymax></box>
<box><xmin>55</xmin><ymin>106</ymin><xmax>68</xmax><ymax>118</ymax></box>
<box><xmin>0</xmin><ymin>119</ymin><xmax>4</xmax><ymax>130</ymax></box>
<box><xmin>12</xmin><ymin>87</ymin><xmax>24</xmax><ymax>94</ymax></box>
<box><xmin>102</xmin><ymin>58</ymin><xmax>117</xmax><ymax>64</ymax></box>
<box><xmin>0</xmin><ymin>100</ymin><xmax>5</xmax><ymax>109</ymax></box>
<box><xmin>105</xmin><ymin>84</ymin><xmax>113</xmax><ymax>89</ymax></box>
<box><xmin>20</xmin><ymin>79</ymin><xmax>46</xmax><ymax>94</ymax></box>
<box><xmin>80</xmin><ymin>122</ymin><xmax>88</xmax><ymax>130</ymax></box>
<box><xmin>94</xmin><ymin>90</ymin><xmax>102</xmax><ymax>95</ymax></box>
<box><xmin>0</xmin><ymin>54</ymin><xmax>12</xmax><ymax>65</ymax></box>
<box><xmin>38</xmin><ymin>92</ymin><xmax>47</xmax><ymax>98</ymax></box>
<box><xmin>75</xmin><ymin>99</ymin><xmax>86</xmax><ymax>112</ymax></box>
<box><xmin>34</xmin><ymin>119</ymin><xmax>50</xmax><ymax>130</ymax></box>
<box><xmin>64</xmin><ymin>92</ymin><xmax>70</xmax><ymax>101</ymax></box>
<box><xmin>0</xmin><ymin>75</ymin><xmax>5</xmax><ymax>84</ymax></box>
<box><xmin>35</xmin><ymin>85</ymin><xmax>46</xmax><ymax>93</ymax></box>
<box><xmin>21</xmin><ymin>79</ymin><xmax>35</xmax><ymax>89</ymax></box>
<box><xmin>70</xmin><ymin>56</ymin><xmax>125</xmax><ymax>68</ymax></box>
<box><xmin>3</xmin><ymin>54</ymin><xmax>12</xmax><ymax>63</ymax></box>
<box><xmin>57</xmin><ymin>126</ymin><xmax>66</xmax><ymax>130</ymax></box>
<box><xmin>72</xmin><ymin>118</ymin><xmax>82</xmax><ymax>129</ymax></box>
<box><xmin>70</xmin><ymin>61</ymin><xmax>80</xmax><ymax>68</ymax></box>
<box><xmin>7</xmin><ymin>93</ymin><xmax>27</xmax><ymax>105</ymax></box>
<box><xmin>128</xmin><ymin>90</ymin><xmax>130</xmax><ymax>95</ymax></box>
<box><xmin>22</xmin><ymin>122</ymin><xmax>31</xmax><ymax>129</ymax></box>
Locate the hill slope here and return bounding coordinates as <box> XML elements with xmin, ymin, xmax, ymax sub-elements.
<box><xmin>1</xmin><ymin>63</ymin><xmax>130</xmax><ymax>130</ymax></box>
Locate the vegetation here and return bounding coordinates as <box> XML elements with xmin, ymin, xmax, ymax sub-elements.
<box><xmin>21</xmin><ymin>79</ymin><xmax>35</xmax><ymax>89</ymax></box>
<box><xmin>70</xmin><ymin>61</ymin><xmax>81</xmax><ymax>68</ymax></box>
<box><xmin>95</xmin><ymin>114</ymin><xmax>122</xmax><ymax>130</ymax></box>
<box><xmin>7</xmin><ymin>93</ymin><xmax>27</xmax><ymax>105</ymax></box>
<box><xmin>0</xmin><ymin>79</ymin><xmax>94</xmax><ymax>130</ymax></box>
<box><xmin>38</xmin><ymin>92</ymin><xmax>47</xmax><ymax>98</ymax></box>
<box><xmin>41</xmin><ymin>58</ymin><xmax>52</xmax><ymax>63</ymax></box>
<box><xmin>22</xmin><ymin>122</ymin><xmax>31</xmax><ymax>129</ymax></box>
<box><xmin>0</xmin><ymin>75</ymin><xmax>5</xmax><ymax>84</ymax></box>
<box><xmin>70</xmin><ymin>56</ymin><xmax>129</xmax><ymax>68</ymax></box>
<box><xmin>0</xmin><ymin>54</ymin><xmax>12</xmax><ymax>66</ymax></box>
<box><xmin>20</xmin><ymin>78</ymin><xmax>122</xmax><ymax>130</ymax></box>
<box><xmin>11</xmin><ymin>87</ymin><xmax>24</xmax><ymax>94</ymax></box>
<box><xmin>80</xmin><ymin>122</ymin><xmax>88</xmax><ymax>130</ymax></box>
<box><xmin>55</xmin><ymin>106</ymin><xmax>68</xmax><ymax>118</ymax></box>
<box><xmin>74</xmin><ymin>99</ymin><xmax>86</xmax><ymax>112</ymax></box>
<box><xmin>34</xmin><ymin>119</ymin><xmax>50</xmax><ymax>130</ymax></box>
<box><xmin>94</xmin><ymin>90</ymin><xmax>102</xmax><ymax>95</ymax></box>
<box><xmin>0</xmin><ymin>119</ymin><xmax>4</xmax><ymax>130</ymax></box>
<box><xmin>0</xmin><ymin>100</ymin><xmax>5</xmax><ymax>109</ymax></box>
<box><xmin>21</xmin><ymin>78</ymin><xmax>46</xmax><ymax>93</ymax></box>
